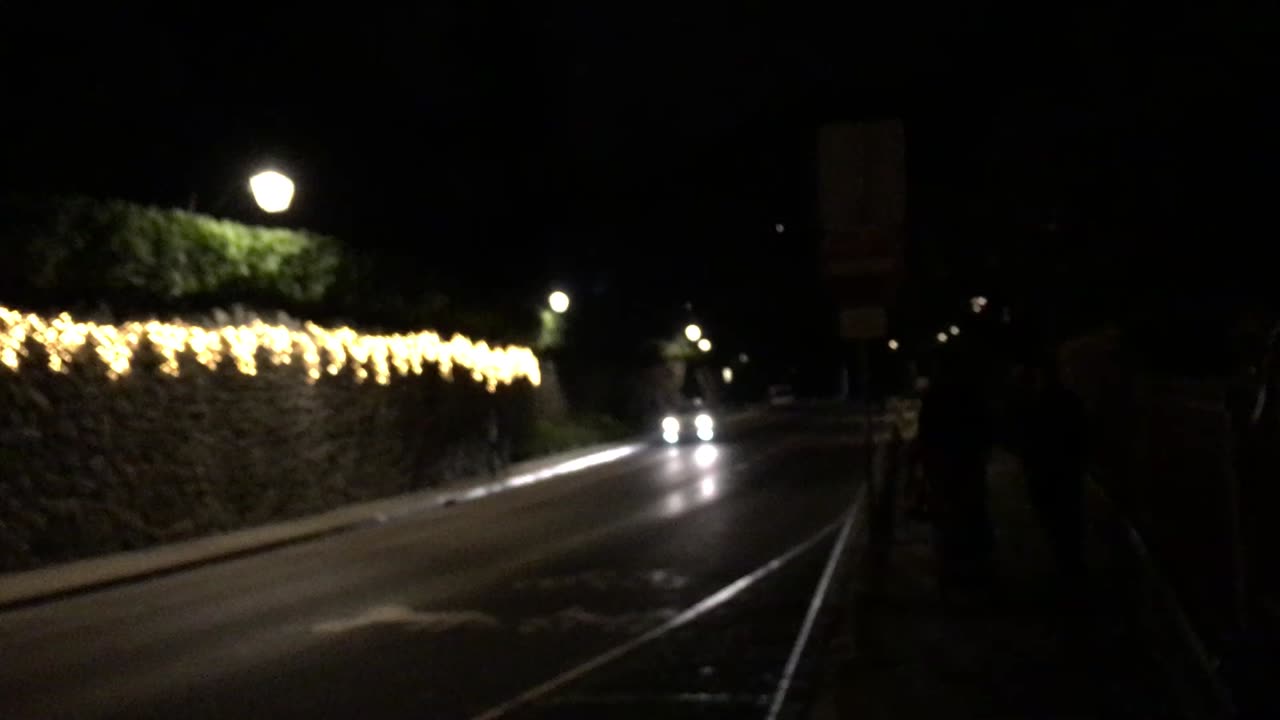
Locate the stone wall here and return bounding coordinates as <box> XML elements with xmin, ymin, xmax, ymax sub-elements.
<box><xmin>0</xmin><ymin>311</ymin><xmax>532</xmax><ymax>572</ymax></box>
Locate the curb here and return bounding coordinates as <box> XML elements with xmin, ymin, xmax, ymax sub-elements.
<box><xmin>0</xmin><ymin>440</ymin><xmax>645</xmax><ymax>612</ymax></box>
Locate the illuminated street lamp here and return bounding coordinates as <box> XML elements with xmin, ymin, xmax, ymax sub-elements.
<box><xmin>548</xmin><ymin>290</ymin><xmax>570</xmax><ymax>314</ymax></box>
<box><xmin>684</xmin><ymin>324</ymin><xmax>703</xmax><ymax>343</ymax></box>
<box><xmin>936</xmin><ymin>332</ymin><xmax>949</xmax><ymax>344</ymax></box>
<box><xmin>970</xmin><ymin>296</ymin><xmax>988</xmax><ymax>313</ymax></box>
<box><xmin>248</xmin><ymin>170</ymin><xmax>295</xmax><ymax>213</ymax></box>
<box><xmin>722</xmin><ymin>366</ymin><xmax>734</xmax><ymax>384</ymax></box>
<box><xmin>887</xmin><ymin>338</ymin><xmax>900</xmax><ymax>351</ymax></box>
<box><xmin>698</xmin><ymin>338</ymin><xmax>712</xmax><ymax>353</ymax></box>
<box><xmin>949</xmin><ymin>324</ymin><xmax>960</xmax><ymax>336</ymax></box>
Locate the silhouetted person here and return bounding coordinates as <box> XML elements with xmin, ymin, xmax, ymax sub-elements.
<box><xmin>486</xmin><ymin>408</ymin><xmax>506</xmax><ymax>477</ymax></box>
<box><xmin>1020</xmin><ymin>357</ymin><xmax>1087</xmax><ymax>587</ymax></box>
<box><xmin>918</xmin><ymin>350</ymin><xmax>994</xmax><ymax>593</ymax></box>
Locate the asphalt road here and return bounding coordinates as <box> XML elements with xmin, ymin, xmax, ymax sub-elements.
<box><xmin>0</xmin><ymin>408</ymin><xmax>866</xmax><ymax>719</ymax></box>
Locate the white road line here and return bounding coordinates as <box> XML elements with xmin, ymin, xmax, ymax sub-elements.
<box><xmin>765</xmin><ymin>483</ymin><xmax>866</xmax><ymax>720</ymax></box>
<box><xmin>468</xmin><ymin>508</ymin><xmax>858</xmax><ymax>720</ymax></box>
<box><xmin>447</xmin><ymin>444</ymin><xmax>647</xmax><ymax>505</ymax></box>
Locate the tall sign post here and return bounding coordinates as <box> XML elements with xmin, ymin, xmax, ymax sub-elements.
<box><xmin>818</xmin><ymin>120</ymin><xmax>905</xmax><ymax>399</ymax></box>
<box><xmin>819</xmin><ymin>120</ymin><xmax>906</xmax><ymax>525</ymax></box>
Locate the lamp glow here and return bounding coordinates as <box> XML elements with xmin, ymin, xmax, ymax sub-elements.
<box><xmin>684</xmin><ymin>324</ymin><xmax>703</xmax><ymax>342</ymax></box>
<box><xmin>248</xmin><ymin>170</ymin><xmax>295</xmax><ymax>213</ymax></box>
<box><xmin>548</xmin><ymin>291</ymin><xmax>570</xmax><ymax>314</ymax></box>
<box><xmin>697</xmin><ymin>338</ymin><xmax>712</xmax><ymax>353</ymax></box>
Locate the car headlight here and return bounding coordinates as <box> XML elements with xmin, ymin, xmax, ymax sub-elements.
<box><xmin>694</xmin><ymin>413</ymin><xmax>713</xmax><ymax>430</ymax></box>
<box><xmin>662</xmin><ymin>416</ymin><xmax>680</xmax><ymax>433</ymax></box>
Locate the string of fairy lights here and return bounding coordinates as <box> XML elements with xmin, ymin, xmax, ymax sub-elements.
<box><xmin>0</xmin><ymin>306</ymin><xmax>541</xmax><ymax>392</ymax></box>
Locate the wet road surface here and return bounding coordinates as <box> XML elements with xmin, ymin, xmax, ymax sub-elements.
<box><xmin>0</xmin><ymin>408</ymin><xmax>866</xmax><ymax>719</ymax></box>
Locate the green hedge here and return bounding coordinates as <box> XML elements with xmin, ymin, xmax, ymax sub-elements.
<box><xmin>0</xmin><ymin>196</ymin><xmax>341</xmax><ymax>308</ymax></box>
<box><xmin>515</xmin><ymin>414</ymin><xmax>630</xmax><ymax>460</ymax></box>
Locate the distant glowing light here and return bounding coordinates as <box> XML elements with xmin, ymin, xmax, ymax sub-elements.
<box><xmin>887</xmin><ymin>339</ymin><xmax>900</xmax><ymax>351</ymax></box>
<box><xmin>697</xmin><ymin>338</ymin><xmax>712</xmax><ymax>353</ymax></box>
<box><xmin>738</xmin><ymin>352</ymin><xmax>749</xmax><ymax>364</ymax></box>
<box><xmin>697</xmin><ymin>427</ymin><xmax>714</xmax><ymax>441</ymax></box>
<box><xmin>548</xmin><ymin>290</ymin><xmax>570</xmax><ymax>314</ymax></box>
<box><xmin>663</xmin><ymin>430</ymin><xmax>680</xmax><ymax>444</ymax></box>
<box><xmin>775</xmin><ymin>223</ymin><xmax>785</xmax><ymax>233</ymax></box>
<box><xmin>721</xmin><ymin>366</ymin><xmax>734</xmax><ymax>384</ymax></box>
<box><xmin>694</xmin><ymin>413</ymin><xmax>713</xmax><ymax>430</ymax></box>
<box><xmin>937</xmin><ymin>332</ymin><xmax>949</xmax><ymax>344</ymax></box>
<box><xmin>0</xmin><ymin>305</ymin><xmax>540</xmax><ymax>391</ymax></box>
<box><xmin>949</xmin><ymin>325</ymin><xmax>960</xmax><ymax>336</ymax></box>
<box><xmin>662</xmin><ymin>416</ymin><xmax>680</xmax><ymax>434</ymax></box>
<box><xmin>685</xmin><ymin>324</ymin><xmax>703</xmax><ymax>342</ymax></box>
<box><xmin>248</xmin><ymin>170</ymin><xmax>295</xmax><ymax>213</ymax></box>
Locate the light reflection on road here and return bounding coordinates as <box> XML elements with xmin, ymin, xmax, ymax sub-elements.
<box><xmin>658</xmin><ymin>443</ymin><xmax>725</xmax><ymax>517</ymax></box>
<box><xmin>699</xmin><ymin>475</ymin><xmax>717</xmax><ymax>498</ymax></box>
<box><xmin>693</xmin><ymin>444</ymin><xmax>718</xmax><ymax>469</ymax></box>
<box><xmin>665</xmin><ymin>492</ymin><xmax>686</xmax><ymax>515</ymax></box>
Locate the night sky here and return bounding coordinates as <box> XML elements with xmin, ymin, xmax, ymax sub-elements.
<box><xmin>2</xmin><ymin>5</ymin><xmax>1273</xmax><ymax>363</ymax></box>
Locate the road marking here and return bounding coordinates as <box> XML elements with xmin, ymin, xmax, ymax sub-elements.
<box><xmin>445</xmin><ymin>444</ymin><xmax>647</xmax><ymax>505</ymax></box>
<box><xmin>765</xmin><ymin>482</ymin><xmax>866</xmax><ymax>719</ymax></box>
<box><xmin>468</xmin><ymin>504</ymin><xmax>860</xmax><ymax>720</ymax></box>
<box><xmin>311</xmin><ymin>605</ymin><xmax>498</xmax><ymax>634</ymax></box>
<box><xmin>542</xmin><ymin>691</ymin><xmax>770</xmax><ymax>707</ymax></box>
<box><xmin>518</xmin><ymin>606</ymin><xmax>680</xmax><ymax>634</ymax></box>
<box><xmin>513</xmin><ymin>569</ymin><xmax>689</xmax><ymax>592</ymax></box>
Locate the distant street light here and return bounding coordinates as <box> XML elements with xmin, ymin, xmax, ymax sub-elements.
<box><xmin>738</xmin><ymin>352</ymin><xmax>749</xmax><ymax>364</ymax></box>
<box><xmin>887</xmin><ymin>338</ymin><xmax>900</xmax><ymax>351</ymax></box>
<box><xmin>722</xmin><ymin>366</ymin><xmax>734</xmax><ymax>384</ymax></box>
<box><xmin>698</xmin><ymin>338</ymin><xmax>712</xmax><ymax>353</ymax></box>
<box><xmin>548</xmin><ymin>290</ymin><xmax>570</xmax><ymax>314</ymax></box>
<box><xmin>949</xmin><ymin>324</ymin><xmax>960</xmax><ymax>336</ymax></box>
<box><xmin>936</xmin><ymin>332</ymin><xmax>949</xmax><ymax>344</ymax></box>
<box><xmin>774</xmin><ymin>223</ymin><xmax>785</xmax><ymax>233</ymax></box>
<box><xmin>685</xmin><ymin>324</ymin><xmax>703</xmax><ymax>342</ymax></box>
<box><xmin>970</xmin><ymin>296</ymin><xmax>988</xmax><ymax>313</ymax></box>
<box><xmin>248</xmin><ymin>170</ymin><xmax>295</xmax><ymax>213</ymax></box>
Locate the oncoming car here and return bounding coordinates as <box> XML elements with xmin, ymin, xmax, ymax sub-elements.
<box><xmin>660</xmin><ymin>407</ymin><xmax>715</xmax><ymax>444</ymax></box>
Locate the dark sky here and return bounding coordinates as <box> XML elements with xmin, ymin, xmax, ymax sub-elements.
<box><xmin>2</xmin><ymin>5</ymin><xmax>1273</xmax><ymax>356</ymax></box>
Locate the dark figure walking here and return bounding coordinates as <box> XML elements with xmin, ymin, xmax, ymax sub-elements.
<box><xmin>1020</xmin><ymin>359</ymin><xmax>1087</xmax><ymax>587</ymax></box>
<box><xmin>919</xmin><ymin>351</ymin><xmax>994</xmax><ymax>593</ymax></box>
<box><xmin>486</xmin><ymin>407</ymin><xmax>507</xmax><ymax>478</ymax></box>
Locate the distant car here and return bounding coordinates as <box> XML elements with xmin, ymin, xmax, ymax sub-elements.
<box><xmin>659</xmin><ymin>403</ymin><xmax>716</xmax><ymax>444</ymax></box>
<box><xmin>767</xmin><ymin>384</ymin><xmax>795</xmax><ymax>406</ymax></box>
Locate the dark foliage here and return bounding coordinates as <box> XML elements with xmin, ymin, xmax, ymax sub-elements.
<box><xmin>0</xmin><ymin>195</ymin><xmax>341</xmax><ymax>315</ymax></box>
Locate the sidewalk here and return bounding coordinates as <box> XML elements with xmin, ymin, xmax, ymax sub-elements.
<box><xmin>809</xmin><ymin>450</ymin><xmax>1202</xmax><ymax>720</ymax></box>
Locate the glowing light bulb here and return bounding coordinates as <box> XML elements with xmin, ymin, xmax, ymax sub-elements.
<box><xmin>248</xmin><ymin>170</ymin><xmax>295</xmax><ymax>213</ymax></box>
